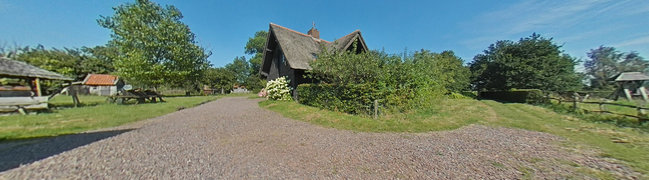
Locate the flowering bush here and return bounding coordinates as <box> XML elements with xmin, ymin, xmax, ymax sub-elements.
<box><xmin>265</xmin><ymin>77</ymin><xmax>292</xmax><ymax>100</ymax></box>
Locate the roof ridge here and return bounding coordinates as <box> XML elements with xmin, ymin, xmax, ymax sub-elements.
<box><xmin>270</xmin><ymin>23</ymin><xmax>316</xmax><ymax>39</ymax></box>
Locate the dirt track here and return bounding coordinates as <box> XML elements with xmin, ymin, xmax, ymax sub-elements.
<box><xmin>0</xmin><ymin>97</ymin><xmax>638</xmax><ymax>179</ymax></box>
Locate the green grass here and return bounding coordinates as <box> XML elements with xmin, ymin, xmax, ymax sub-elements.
<box><xmin>260</xmin><ymin>98</ymin><xmax>649</xmax><ymax>175</ymax></box>
<box><xmin>0</xmin><ymin>95</ymin><xmax>218</xmax><ymax>140</ymax></box>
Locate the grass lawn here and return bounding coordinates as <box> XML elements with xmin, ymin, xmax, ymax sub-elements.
<box><xmin>0</xmin><ymin>95</ymin><xmax>218</xmax><ymax>141</ymax></box>
<box><xmin>260</xmin><ymin>98</ymin><xmax>649</xmax><ymax>175</ymax></box>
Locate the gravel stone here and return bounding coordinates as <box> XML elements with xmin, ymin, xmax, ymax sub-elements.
<box><xmin>0</xmin><ymin>97</ymin><xmax>641</xmax><ymax>179</ymax></box>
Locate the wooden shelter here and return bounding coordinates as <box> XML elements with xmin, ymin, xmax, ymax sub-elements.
<box><xmin>609</xmin><ymin>72</ymin><xmax>649</xmax><ymax>102</ymax></box>
<box><xmin>0</xmin><ymin>57</ymin><xmax>73</xmax><ymax>112</ymax></box>
<box><xmin>260</xmin><ymin>23</ymin><xmax>368</xmax><ymax>90</ymax></box>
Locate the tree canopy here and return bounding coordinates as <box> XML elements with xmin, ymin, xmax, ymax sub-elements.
<box><xmin>15</xmin><ymin>45</ymin><xmax>115</xmax><ymax>81</ymax></box>
<box><xmin>469</xmin><ymin>33</ymin><xmax>581</xmax><ymax>91</ymax></box>
<box><xmin>98</xmin><ymin>0</ymin><xmax>210</xmax><ymax>88</ymax></box>
<box><xmin>584</xmin><ymin>46</ymin><xmax>648</xmax><ymax>90</ymax></box>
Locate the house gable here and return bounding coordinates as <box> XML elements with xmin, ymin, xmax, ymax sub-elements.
<box><xmin>260</xmin><ymin>23</ymin><xmax>368</xmax><ymax>79</ymax></box>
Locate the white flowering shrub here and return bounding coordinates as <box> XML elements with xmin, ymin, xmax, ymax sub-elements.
<box><xmin>265</xmin><ymin>77</ymin><xmax>292</xmax><ymax>100</ymax></box>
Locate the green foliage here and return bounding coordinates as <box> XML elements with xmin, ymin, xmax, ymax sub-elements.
<box><xmin>15</xmin><ymin>45</ymin><xmax>114</xmax><ymax>81</ymax></box>
<box><xmin>306</xmin><ymin>47</ymin><xmax>469</xmax><ymax>114</ymax></box>
<box><xmin>203</xmin><ymin>67</ymin><xmax>235</xmax><ymax>92</ymax></box>
<box><xmin>98</xmin><ymin>0</ymin><xmax>210</xmax><ymax>88</ymax></box>
<box><xmin>584</xmin><ymin>46</ymin><xmax>648</xmax><ymax>90</ymax></box>
<box><xmin>265</xmin><ymin>77</ymin><xmax>291</xmax><ymax>100</ymax></box>
<box><xmin>297</xmin><ymin>84</ymin><xmax>380</xmax><ymax>115</ymax></box>
<box><xmin>478</xmin><ymin>89</ymin><xmax>547</xmax><ymax>104</ymax></box>
<box><xmin>245</xmin><ymin>30</ymin><xmax>268</xmax><ymax>76</ymax></box>
<box><xmin>244</xmin><ymin>75</ymin><xmax>266</xmax><ymax>92</ymax></box>
<box><xmin>225</xmin><ymin>56</ymin><xmax>249</xmax><ymax>84</ymax></box>
<box><xmin>469</xmin><ymin>33</ymin><xmax>582</xmax><ymax>91</ymax></box>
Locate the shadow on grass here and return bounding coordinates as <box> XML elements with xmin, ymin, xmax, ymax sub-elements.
<box><xmin>0</xmin><ymin>129</ymin><xmax>133</xmax><ymax>172</ymax></box>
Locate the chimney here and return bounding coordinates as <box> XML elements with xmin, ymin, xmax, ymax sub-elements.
<box><xmin>307</xmin><ymin>22</ymin><xmax>320</xmax><ymax>39</ymax></box>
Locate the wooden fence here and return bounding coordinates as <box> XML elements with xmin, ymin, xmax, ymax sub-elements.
<box><xmin>547</xmin><ymin>92</ymin><xmax>648</xmax><ymax>123</ymax></box>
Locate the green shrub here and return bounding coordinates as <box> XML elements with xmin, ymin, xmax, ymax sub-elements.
<box><xmin>297</xmin><ymin>84</ymin><xmax>380</xmax><ymax>115</ymax></box>
<box><xmin>478</xmin><ymin>89</ymin><xmax>547</xmax><ymax>104</ymax></box>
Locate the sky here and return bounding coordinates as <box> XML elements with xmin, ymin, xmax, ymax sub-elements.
<box><xmin>1</xmin><ymin>0</ymin><xmax>648</xmax><ymax>68</ymax></box>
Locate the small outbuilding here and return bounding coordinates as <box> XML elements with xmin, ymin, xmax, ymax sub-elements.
<box><xmin>82</xmin><ymin>74</ymin><xmax>124</xmax><ymax>96</ymax></box>
<box><xmin>0</xmin><ymin>57</ymin><xmax>73</xmax><ymax>112</ymax></box>
<box><xmin>609</xmin><ymin>72</ymin><xmax>649</xmax><ymax>101</ymax></box>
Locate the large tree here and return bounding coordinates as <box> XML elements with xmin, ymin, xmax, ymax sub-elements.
<box><xmin>584</xmin><ymin>46</ymin><xmax>648</xmax><ymax>90</ymax></box>
<box><xmin>469</xmin><ymin>33</ymin><xmax>581</xmax><ymax>91</ymax></box>
<box><xmin>15</xmin><ymin>45</ymin><xmax>114</xmax><ymax>81</ymax></box>
<box><xmin>203</xmin><ymin>67</ymin><xmax>236</xmax><ymax>92</ymax></box>
<box><xmin>225</xmin><ymin>56</ymin><xmax>249</xmax><ymax>85</ymax></box>
<box><xmin>98</xmin><ymin>0</ymin><xmax>210</xmax><ymax>88</ymax></box>
<box><xmin>245</xmin><ymin>31</ymin><xmax>268</xmax><ymax>76</ymax></box>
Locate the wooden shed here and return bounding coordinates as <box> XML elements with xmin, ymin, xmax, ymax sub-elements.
<box><xmin>609</xmin><ymin>72</ymin><xmax>649</xmax><ymax>101</ymax></box>
<box><xmin>82</xmin><ymin>74</ymin><xmax>124</xmax><ymax>96</ymax></box>
<box><xmin>0</xmin><ymin>57</ymin><xmax>73</xmax><ymax>112</ymax></box>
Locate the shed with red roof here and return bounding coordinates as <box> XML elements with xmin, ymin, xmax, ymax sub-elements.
<box><xmin>82</xmin><ymin>74</ymin><xmax>124</xmax><ymax>96</ymax></box>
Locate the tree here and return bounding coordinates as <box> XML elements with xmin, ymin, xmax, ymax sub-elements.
<box><xmin>203</xmin><ymin>67</ymin><xmax>235</xmax><ymax>92</ymax></box>
<box><xmin>15</xmin><ymin>45</ymin><xmax>114</xmax><ymax>81</ymax></box>
<box><xmin>243</xmin><ymin>30</ymin><xmax>269</xmax><ymax>91</ymax></box>
<box><xmin>584</xmin><ymin>46</ymin><xmax>648</xmax><ymax>90</ymax></box>
<box><xmin>225</xmin><ymin>56</ymin><xmax>249</xmax><ymax>84</ymax></box>
<box><xmin>469</xmin><ymin>33</ymin><xmax>581</xmax><ymax>91</ymax></box>
<box><xmin>98</xmin><ymin>0</ymin><xmax>210</xmax><ymax>88</ymax></box>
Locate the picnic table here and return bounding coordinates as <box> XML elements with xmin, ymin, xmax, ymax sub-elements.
<box><xmin>107</xmin><ymin>89</ymin><xmax>165</xmax><ymax>104</ymax></box>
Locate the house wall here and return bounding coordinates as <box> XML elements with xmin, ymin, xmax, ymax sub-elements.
<box><xmin>88</xmin><ymin>85</ymin><xmax>117</xmax><ymax>96</ymax></box>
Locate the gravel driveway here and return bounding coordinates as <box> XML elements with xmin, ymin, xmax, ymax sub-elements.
<box><xmin>0</xmin><ymin>97</ymin><xmax>639</xmax><ymax>179</ymax></box>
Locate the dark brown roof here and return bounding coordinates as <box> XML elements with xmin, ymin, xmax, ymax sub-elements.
<box><xmin>83</xmin><ymin>74</ymin><xmax>119</xmax><ymax>86</ymax></box>
<box><xmin>263</xmin><ymin>23</ymin><xmax>368</xmax><ymax>71</ymax></box>
<box><xmin>610</xmin><ymin>72</ymin><xmax>649</xmax><ymax>82</ymax></box>
<box><xmin>0</xmin><ymin>57</ymin><xmax>73</xmax><ymax>80</ymax></box>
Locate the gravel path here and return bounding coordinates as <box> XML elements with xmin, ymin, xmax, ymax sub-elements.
<box><xmin>0</xmin><ymin>97</ymin><xmax>640</xmax><ymax>179</ymax></box>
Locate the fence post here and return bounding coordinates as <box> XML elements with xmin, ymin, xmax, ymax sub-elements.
<box><xmin>639</xmin><ymin>107</ymin><xmax>647</xmax><ymax>124</ymax></box>
<box><xmin>572</xmin><ymin>93</ymin><xmax>579</xmax><ymax>111</ymax></box>
<box><xmin>373</xmin><ymin>99</ymin><xmax>378</xmax><ymax>119</ymax></box>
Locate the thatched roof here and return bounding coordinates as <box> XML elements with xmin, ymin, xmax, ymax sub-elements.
<box><xmin>610</xmin><ymin>72</ymin><xmax>649</xmax><ymax>82</ymax></box>
<box><xmin>0</xmin><ymin>57</ymin><xmax>73</xmax><ymax>80</ymax></box>
<box><xmin>261</xmin><ymin>23</ymin><xmax>368</xmax><ymax>73</ymax></box>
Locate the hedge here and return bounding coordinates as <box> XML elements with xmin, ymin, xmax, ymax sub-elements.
<box><xmin>296</xmin><ymin>84</ymin><xmax>381</xmax><ymax>115</ymax></box>
<box><xmin>478</xmin><ymin>89</ymin><xmax>547</xmax><ymax>104</ymax></box>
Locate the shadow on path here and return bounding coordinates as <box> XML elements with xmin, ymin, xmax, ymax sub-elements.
<box><xmin>0</xmin><ymin>129</ymin><xmax>133</xmax><ymax>172</ymax></box>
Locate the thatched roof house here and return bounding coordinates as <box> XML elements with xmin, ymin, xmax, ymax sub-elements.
<box><xmin>260</xmin><ymin>23</ymin><xmax>368</xmax><ymax>88</ymax></box>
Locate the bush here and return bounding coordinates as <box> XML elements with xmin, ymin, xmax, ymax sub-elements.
<box><xmin>297</xmin><ymin>84</ymin><xmax>380</xmax><ymax>115</ymax></box>
<box><xmin>478</xmin><ymin>89</ymin><xmax>547</xmax><ymax>104</ymax></box>
<box><xmin>265</xmin><ymin>77</ymin><xmax>291</xmax><ymax>101</ymax></box>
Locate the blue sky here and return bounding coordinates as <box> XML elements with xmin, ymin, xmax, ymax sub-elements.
<box><xmin>1</xmin><ymin>0</ymin><xmax>648</xmax><ymax>68</ymax></box>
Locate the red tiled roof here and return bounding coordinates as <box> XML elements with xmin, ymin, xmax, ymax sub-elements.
<box><xmin>83</xmin><ymin>74</ymin><xmax>119</xmax><ymax>86</ymax></box>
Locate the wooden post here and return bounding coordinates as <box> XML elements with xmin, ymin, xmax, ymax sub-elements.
<box><xmin>639</xmin><ymin>86</ymin><xmax>648</xmax><ymax>102</ymax></box>
<box><xmin>70</xmin><ymin>83</ymin><xmax>80</xmax><ymax>107</ymax></box>
<box><xmin>373</xmin><ymin>99</ymin><xmax>378</xmax><ymax>119</ymax></box>
<box><xmin>638</xmin><ymin>107</ymin><xmax>647</xmax><ymax>124</ymax></box>
<box><xmin>573</xmin><ymin>93</ymin><xmax>579</xmax><ymax>111</ymax></box>
<box><xmin>34</xmin><ymin>78</ymin><xmax>42</xmax><ymax>96</ymax></box>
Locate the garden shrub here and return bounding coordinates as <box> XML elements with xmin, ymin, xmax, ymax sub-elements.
<box><xmin>478</xmin><ymin>89</ymin><xmax>547</xmax><ymax>104</ymax></box>
<box><xmin>265</xmin><ymin>77</ymin><xmax>291</xmax><ymax>101</ymax></box>
<box><xmin>297</xmin><ymin>84</ymin><xmax>381</xmax><ymax>115</ymax></box>
<box><xmin>301</xmin><ymin>46</ymin><xmax>469</xmax><ymax>115</ymax></box>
